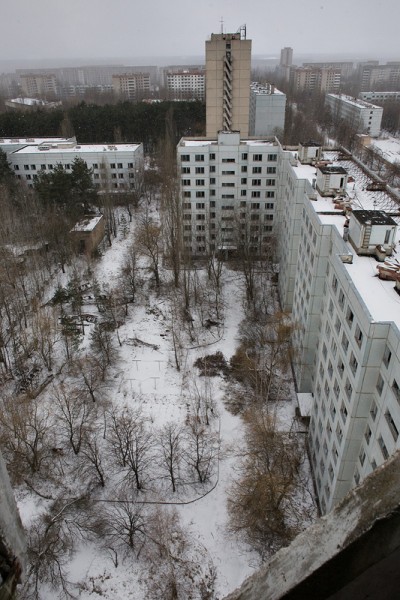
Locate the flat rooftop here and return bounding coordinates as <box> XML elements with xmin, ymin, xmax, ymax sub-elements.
<box><xmin>0</xmin><ymin>137</ymin><xmax>71</xmax><ymax>145</ymax></box>
<box><xmin>12</xmin><ymin>143</ymin><xmax>141</xmax><ymax>154</ymax></box>
<box><xmin>291</xmin><ymin>150</ymin><xmax>400</xmax><ymax>330</ymax></box>
<box><xmin>327</xmin><ymin>93</ymin><xmax>382</xmax><ymax>111</ymax></box>
<box><xmin>179</xmin><ymin>137</ymin><xmax>277</xmax><ymax>147</ymax></box>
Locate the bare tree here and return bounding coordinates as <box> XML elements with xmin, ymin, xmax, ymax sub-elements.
<box><xmin>0</xmin><ymin>395</ymin><xmax>54</xmax><ymax>480</ymax></box>
<box><xmin>52</xmin><ymin>382</ymin><xmax>95</xmax><ymax>455</ymax></box>
<box><xmin>143</xmin><ymin>507</ymin><xmax>217</xmax><ymax>600</ymax></box>
<box><xmin>31</xmin><ymin>306</ymin><xmax>59</xmax><ymax>372</ymax></box>
<box><xmin>228</xmin><ymin>407</ymin><xmax>314</xmax><ymax>560</ymax></box>
<box><xmin>184</xmin><ymin>417</ymin><xmax>218</xmax><ymax>484</ymax></box>
<box><xmin>79</xmin><ymin>429</ymin><xmax>107</xmax><ymax>488</ymax></box>
<box><xmin>107</xmin><ymin>406</ymin><xmax>155</xmax><ymax>491</ymax></box>
<box><xmin>158</xmin><ymin>422</ymin><xmax>183</xmax><ymax>492</ymax></box>
<box><xmin>97</xmin><ymin>497</ymin><xmax>147</xmax><ymax>559</ymax></box>
<box><xmin>135</xmin><ymin>211</ymin><xmax>162</xmax><ymax>288</ymax></box>
<box><xmin>90</xmin><ymin>324</ymin><xmax>117</xmax><ymax>378</ymax></box>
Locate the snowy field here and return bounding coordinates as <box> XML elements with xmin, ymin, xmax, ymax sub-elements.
<box><xmin>8</xmin><ymin>206</ymin><xmax>312</xmax><ymax>599</ymax></box>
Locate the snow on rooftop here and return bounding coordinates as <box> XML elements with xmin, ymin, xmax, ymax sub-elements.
<box><xmin>70</xmin><ymin>215</ymin><xmax>103</xmax><ymax>232</ymax></box>
<box><xmin>370</xmin><ymin>135</ymin><xmax>400</xmax><ymax>165</ymax></box>
<box><xmin>292</xmin><ymin>150</ymin><xmax>400</xmax><ymax>330</ymax></box>
<box><xmin>0</xmin><ymin>137</ymin><xmax>70</xmax><ymax>145</ymax></box>
<box><xmin>328</xmin><ymin>93</ymin><xmax>382</xmax><ymax>111</ymax></box>
<box><xmin>13</xmin><ymin>143</ymin><xmax>141</xmax><ymax>154</ymax></box>
<box><xmin>180</xmin><ymin>138</ymin><xmax>276</xmax><ymax>147</ymax></box>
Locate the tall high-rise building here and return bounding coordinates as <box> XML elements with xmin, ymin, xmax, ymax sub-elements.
<box><xmin>205</xmin><ymin>28</ymin><xmax>252</xmax><ymax>137</ymax></box>
<box><xmin>280</xmin><ymin>47</ymin><xmax>293</xmax><ymax>68</ymax></box>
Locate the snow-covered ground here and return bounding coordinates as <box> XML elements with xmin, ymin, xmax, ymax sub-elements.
<box><xmin>12</xmin><ymin>207</ymin><xmax>312</xmax><ymax>599</ymax></box>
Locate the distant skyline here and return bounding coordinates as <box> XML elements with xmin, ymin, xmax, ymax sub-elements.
<box><xmin>1</xmin><ymin>0</ymin><xmax>399</xmax><ymax>64</ymax></box>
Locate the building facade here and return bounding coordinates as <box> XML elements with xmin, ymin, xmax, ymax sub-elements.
<box><xmin>205</xmin><ymin>30</ymin><xmax>252</xmax><ymax>137</ymax></box>
<box><xmin>249</xmin><ymin>82</ymin><xmax>286</xmax><ymax>136</ymax></box>
<box><xmin>19</xmin><ymin>73</ymin><xmax>58</xmax><ymax>98</ymax></box>
<box><xmin>359</xmin><ymin>61</ymin><xmax>400</xmax><ymax>91</ymax></box>
<box><xmin>112</xmin><ymin>73</ymin><xmax>151</xmax><ymax>100</ymax></box>
<box><xmin>325</xmin><ymin>93</ymin><xmax>383</xmax><ymax>137</ymax></box>
<box><xmin>359</xmin><ymin>90</ymin><xmax>400</xmax><ymax>103</ymax></box>
<box><xmin>7</xmin><ymin>139</ymin><xmax>144</xmax><ymax>190</ymax></box>
<box><xmin>177</xmin><ymin>131</ymin><xmax>279</xmax><ymax>256</ymax></box>
<box><xmin>290</xmin><ymin>67</ymin><xmax>341</xmax><ymax>93</ymax></box>
<box><xmin>164</xmin><ymin>68</ymin><xmax>205</xmax><ymax>100</ymax></box>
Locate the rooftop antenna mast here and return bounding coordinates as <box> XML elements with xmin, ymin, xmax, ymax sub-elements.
<box><xmin>237</xmin><ymin>24</ymin><xmax>247</xmax><ymax>39</ymax></box>
<box><xmin>220</xmin><ymin>17</ymin><xmax>224</xmax><ymax>34</ymax></box>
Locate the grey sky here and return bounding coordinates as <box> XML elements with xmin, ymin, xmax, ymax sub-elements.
<box><xmin>1</xmin><ymin>0</ymin><xmax>399</xmax><ymax>62</ymax></box>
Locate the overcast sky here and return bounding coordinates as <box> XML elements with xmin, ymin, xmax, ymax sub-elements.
<box><xmin>1</xmin><ymin>0</ymin><xmax>399</xmax><ymax>63</ymax></box>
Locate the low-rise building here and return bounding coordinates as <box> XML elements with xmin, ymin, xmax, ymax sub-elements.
<box><xmin>325</xmin><ymin>93</ymin><xmax>383</xmax><ymax>137</ymax></box>
<box><xmin>70</xmin><ymin>215</ymin><xmax>105</xmax><ymax>255</ymax></box>
<box><xmin>359</xmin><ymin>90</ymin><xmax>400</xmax><ymax>103</ymax></box>
<box><xmin>7</xmin><ymin>139</ymin><xmax>144</xmax><ymax>190</ymax></box>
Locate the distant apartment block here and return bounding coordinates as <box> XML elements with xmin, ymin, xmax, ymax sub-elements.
<box><xmin>19</xmin><ymin>73</ymin><xmax>58</xmax><ymax>98</ymax></box>
<box><xmin>303</xmin><ymin>61</ymin><xmax>354</xmax><ymax>78</ymax></box>
<box><xmin>359</xmin><ymin>61</ymin><xmax>400</xmax><ymax>91</ymax></box>
<box><xmin>359</xmin><ymin>91</ymin><xmax>400</xmax><ymax>103</ymax></box>
<box><xmin>112</xmin><ymin>73</ymin><xmax>151</xmax><ymax>100</ymax></box>
<box><xmin>5</xmin><ymin>98</ymin><xmax>62</xmax><ymax>111</ymax></box>
<box><xmin>290</xmin><ymin>67</ymin><xmax>341</xmax><ymax>93</ymax></box>
<box><xmin>325</xmin><ymin>93</ymin><xmax>383</xmax><ymax>137</ymax></box>
<box><xmin>6</xmin><ymin>139</ymin><xmax>144</xmax><ymax>191</ymax></box>
<box><xmin>249</xmin><ymin>82</ymin><xmax>286</xmax><ymax>136</ymax></box>
<box><xmin>164</xmin><ymin>68</ymin><xmax>205</xmax><ymax>100</ymax></box>
<box><xmin>205</xmin><ymin>29</ymin><xmax>252</xmax><ymax>137</ymax></box>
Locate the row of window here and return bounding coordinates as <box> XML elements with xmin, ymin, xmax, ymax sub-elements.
<box><xmin>180</xmin><ymin>153</ymin><xmax>278</xmax><ymax>162</ymax></box>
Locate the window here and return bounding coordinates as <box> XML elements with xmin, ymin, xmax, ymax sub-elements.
<box><xmin>332</xmin><ymin>275</ymin><xmax>338</xmax><ymax>292</ymax></box>
<box><xmin>344</xmin><ymin>379</ymin><xmax>352</xmax><ymax>399</ymax></box>
<box><xmin>252</xmin><ymin>166</ymin><xmax>262</xmax><ymax>174</ymax></box>
<box><xmin>210</xmin><ymin>189</ymin><xmax>216</xmax><ymax>196</ymax></box>
<box><xmin>196</xmin><ymin>214</ymin><xmax>205</xmax><ymax>220</ymax></box>
<box><xmin>195</xmin><ymin>154</ymin><xmax>204</xmax><ymax>162</ymax></box>
<box><xmin>118</xmin><ymin>173</ymin><xmax>124</xmax><ymax>179</ymax></box>
<box><xmin>346</xmin><ymin>307</ymin><xmax>354</xmax><ymax>328</ymax></box>
<box><xmin>210</xmin><ymin>178</ymin><xmax>216</xmax><ymax>185</ymax></box>
<box><xmin>111</xmin><ymin>173</ymin><xmax>117</xmax><ymax>179</ymax></box>
<box><xmin>251</xmin><ymin>203</ymin><xmax>260</xmax><ymax>210</ymax></box>
<box><xmin>241</xmin><ymin>153</ymin><xmax>248</xmax><ymax>160</ymax></box>
<box><xmin>196</xmin><ymin>191</ymin><xmax>205</xmax><ymax>198</ymax></box>
<box><xmin>386</xmin><ymin>410</ymin><xmax>399</xmax><ymax>441</ymax></box>
<box><xmin>337</xmin><ymin>358</ymin><xmax>344</xmax><ymax>377</ymax></box>
<box><xmin>341</xmin><ymin>333</ymin><xmax>349</xmax><ymax>353</ymax></box>
<box><xmin>183</xmin><ymin>214</ymin><xmax>191</xmax><ymax>220</ymax></box>
<box><xmin>127</xmin><ymin>162</ymin><xmax>133</xmax><ymax>168</ymax></box>
<box><xmin>40</xmin><ymin>164</ymin><xmax>46</xmax><ymax>170</ymax></box>
<box><xmin>376</xmin><ymin>374</ymin><xmax>384</xmax><ymax>395</ymax></box>
<box><xmin>334</xmin><ymin>316</ymin><xmax>341</xmax><ymax>334</ymax></box>
<box><xmin>110</xmin><ymin>163</ymin><xmax>116</xmax><ymax>169</ymax></box>
<box><xmin>349</xmin><ymin>353</ymin><xmax>358</xmax><ymax>376</ymax></box>
<box><xmin>266</xmin><ymin>179</ymin><xmax>276</xmax><ymax>186</ymax></box>
<box><xmin>182</xmin><ymin>179</ymin><xmax>191</xmax><ymax>186</ymax></box>
<box><xmin>241</xmin><ymin>190</ymin><xmax>247</xmax><ymax>196</ymax></box>
<box><xmin>30</xmin><ymin>164</ymin><xmax>36</xmax><ymax>170</ymax></box>
<box><xmin>264</xmin><ymin>225</ymin><xmax>273</xmax><ymax>232</ymax></box>
<box><xmin>354</xmin><ymin>325</ymin><xmax>363</xmax><ymax>347</ymax></box>
<box><xmin>117</xmin><ymin>163</ymin><xmax>123</xmax><ymax>169</ymax></box>
<box><xmin>26</xmin><ymin>174</ymin><xmax>31</xmax><ymax>180</ymax></box>
<box><xmin>333</xmin><ymin>379</ymin><xmax>340</xmax><ymax>398</ymax></box>
<box><xmin>370</xmin><ymin>401</ymin><xmax>378</xmax><ymax>421</ymax></box>
<box><xmin>196</xmin><ymin>202</ymin><xmax>205</xmax><ymax>209</ymax></box>
<box><xmin>65</xmin><ymin>164</ymin><xmax>70</xmax><ymax>170</ymax></box>
<box><xmin>222</xmin><ymin>182</ymin><xmax>235</xmax><ymax>187</ymax></box>
<box><xmin>210</xmin><ymin>201</ymin><xmax>216</xmax><ymax>207</ymax></box>
<box><xmin>266</xmin><ymin>191</ymin><xmax>275</xmax><ymax>198</ymax></box>
<box><xmin>251</xmin><ymin>191</ymin><xmax>261</xmax><ymax>198</ymax></box>
<box><xmin>340</xmin><ymin>402</ymin><xmax>348</xmax><ymax>423</ymax></box>
<box><xmin>183</xmin><ymin>202</ymin><xmax>191</xmax><ymax>209</ymax></box>
<box><xmin>336</xmin><ymin>423</ymin><xmax>343</xmax><ymax>444</ymax></box>
<box><xmin>209</xmin><ymin>153</ymin><xmax>215</xmax><ymax>160</ymax></box>
<box><xmin>265</xmin><ymin>202</ymin><xmax>274</xmax><ymax>209</ymax></box>
<box><xmin>241</xmin><ymin>178</ymin><xmax>247</xmax><ymax>184</ymax></box>
<box><xmin>13</xmin><ymin>165</ymin><xmax>19</xmax><ymax>171</ymax></box>
<box><xmin>222</xmin><ymin>158</ymin><xmax>235</xmax><ymax>163</ymax></box>
<box><xmin>195</xmin><ymin>167</ymin><xmax>204</xmax><ymax>174</ymax></box>
<box><xmin>181</xmin><ymin>167</ymin><xmax>190</xmax><ymax>174</ymax></box>
<box><xmin>24</xmin><ymin>165</ymin><xmax>29</xmax><ymax>170</ymax></box>
<box><xmin>253</xmin><ymin>154</ymin><xmax>262</xmax><ymax>161</ymax></box>
<box><xmin>338</xmin><ymin>290</ymin><xmax>345</xmax><ymax>309</ymax></box>
<box><xmin>378</xmin><ymin>435</ymin><xmax>389</xmax><ymax>459</ymax></box>
<box><xmin>195</xmin><ymin>179</ymin><xmax>205</xmax><ymax>186</ymax></box>
<box><xmin>383</xmin><ymin>345</ymin><xmax>392</xmax><ymax>367</ymax></box>
<box><xmin>210</xmin><ymin>165</ymin><xmax>216</xmax><ymax>173</ymax></box>
<box><xmin>328</xmin><ymin>463</ymin><xmax>334</xmax><ymax>482</ymax></box>
<box><xmin>267</xmin><ymin>153</ymin><xmax>277</xmax><ymax>161</ymax></box>
<box><xmin>365</xmin><ymin>425</ymin><xmax>372</xmax><ymax>444</ymax></box>
<box><xmin>358</xmin><ymin>450</ymin><xmax>365</xmax><ymax>466</ymax></box>
<box><xmin>267</xmin><ymin>166</ymin><xmax>276</xmax><ymax>174</ymax></box>
<box><xmin>392</xmin><ymin>379</ymin><xmax>400</xmax><ymax>403</ymax></box>
<box><xmin>48</xmin><ymin>164</ymin><xmax>53</xmax><ymax>170</ymax></box>
<box><xmin>252</xmin><ymin>179</ymin><xmax>261</xmax><ymax>186</ymax></box>
<box><xmin>241</xmin><ymin>166</ymin><xmax>247</xmax><ymax>172</ymax></box>
<box><xmin>181</xmin><ymin>154</ymin><xmax>190</xmax><ymax>162</ymax></box>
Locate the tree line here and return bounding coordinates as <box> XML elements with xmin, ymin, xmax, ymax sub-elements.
<box><xmin>0</xmin><ymin>100</ymin><xmax>206</xmax><ymax>152</ymax></box>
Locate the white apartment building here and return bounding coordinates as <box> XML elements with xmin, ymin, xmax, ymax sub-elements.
<box><xmin>0</xmin><ymin>137</ymin><xmax>75</xmax><ymax>154</ymax></box>
<box><xmin>276</xmin><ymin>143</ymin><xmax>400</xmax><ymax>515</ymax></box>
<box><xmin>112</xmin><ymin>73</ymin><xmax>151</xmax><ymax>100</ymax></box>
<box><xmin>164</xmin><ymin>69</ymin><xmax>205</xmax><ymax>100</ymax></box>
<box><xmin>359</xmin><ymin>91</ymin><xmax>400</xmax><ymax>103</ymax></box>
<box><xmin>249</xmin><ymin>83</ymin><xmax>286</xmax><ymax>136</ymax></box>
<box><xmin>7</xmin><ymin>139</ymin><xmax>144</xmax><ymax>190</ymax></box>
<box><xmin>325</xmin><ymin>94</ymin><xmax>383</xmax><ymax>137</ymax></box>
<box><xmin>177</xmin><ymin>131</ymin><xmax>278</xmax><ymax>256</ymax></box>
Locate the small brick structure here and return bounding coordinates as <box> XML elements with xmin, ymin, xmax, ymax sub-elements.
<box><xmin>69</xmin><ymin>215</ymin><xmax>105</xmax><ymax>255</ymax></box>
